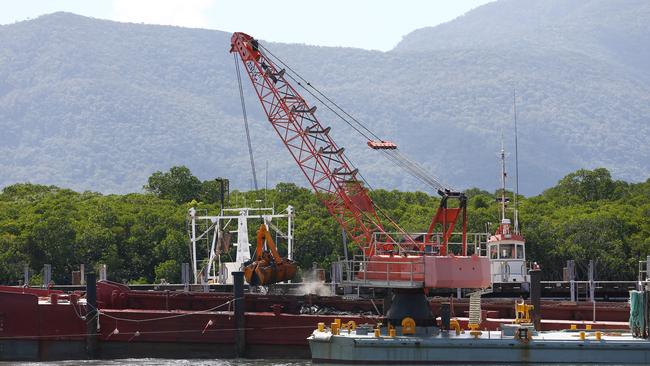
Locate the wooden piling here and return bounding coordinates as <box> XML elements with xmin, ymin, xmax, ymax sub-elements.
<box><xmin>233</xmin><ymin>271</ymin><xmax>246</xmax><ymax>357</ymax></box>
<box><xmin>529</xmin><ymin>268</ymin><xmax>542</xmax><ymax>330</ymax></box>
<box><xmin>85</xmin><ymin>273</ymin><xmax>98</xmax><ymax>358</ymax></box>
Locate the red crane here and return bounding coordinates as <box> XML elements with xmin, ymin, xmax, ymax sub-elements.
<box><xmin>230</xmin><ymin>32</ymin><xmax>489</xmax><ymax>289</ymax></box>
<box><xmin>230</xmin><ymin>32</ymin><xmax>393</xmax><ymax>256</ymax></box>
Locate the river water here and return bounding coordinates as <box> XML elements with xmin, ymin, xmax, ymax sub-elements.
<box><xmin>0</xmin><ymin>360</ymin><xmax>628</xmax><ymax>366</ymax></box>
<box><xmin>2</xmin><ymin>360</ymin><xmax>311</xmax><ymax>366</ymax></box>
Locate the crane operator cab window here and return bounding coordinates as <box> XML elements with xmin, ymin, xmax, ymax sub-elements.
<box><xmin>491</xmin><ymin>244</ymin><xmax>524</xmax><ymax>260</ymax></box>
<box><xmin>490</xmin><ymin>244</ymin><xmax>498</xmax><ymax>259</ymax></box>
<box><xmin>500</xmin><ymin>244</ymin><xmax>515</xmax><ymax>259</ymax></box>
<box><xmin>516</xmin><ymin>244</ymin><xmax>525</xmax><ymax>259</ymax></box>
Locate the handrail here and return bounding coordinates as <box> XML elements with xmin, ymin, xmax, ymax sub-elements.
<box><xmin>335</xmin><ymin>258</ymin><xmax>425</xmax><ymax>288</ymax></box>
<box><xmin>540</xmin><ymin>280</ymin><xmax>637</xmax><ymax>285</ymax></box>
<box><xmin>370</xmin><ymin>231</ymin><xmax>489</xmax><ymax>257</ymax></box>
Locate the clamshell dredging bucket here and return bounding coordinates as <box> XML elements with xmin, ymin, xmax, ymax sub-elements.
<box><xmin>245</xmin><ymin>257</ymin><xmax>297</xmax><ymax>286</ymax></box>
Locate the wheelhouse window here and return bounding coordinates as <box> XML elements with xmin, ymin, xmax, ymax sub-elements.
<box><xmin>516</xmin><ymin>244</ymin><xmax>525</xmax><ymax>259</ymax></box>
<box><xmin>490</xmin><ymin>244</ymin><xmax>498</xmax><ymax>259</ymax></box>
<box><xmin>500</xmin><ymin>244</ymin><xmax>515</xmax><ymax>259</ymax></box>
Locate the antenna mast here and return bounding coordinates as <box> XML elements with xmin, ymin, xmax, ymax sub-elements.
<box><xmin>500</xmin><ymin>135</ymin><xmax>507</xmax><ymax>222</ymax></box>
<box><xmin>513</xmin><ymin>89</ymin><xmax>520</xmax><ymax>234</ymax></box>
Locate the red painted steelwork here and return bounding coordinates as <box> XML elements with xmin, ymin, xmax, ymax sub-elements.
<box><xmin>0</xmin><ymin>283</ymin><xmax>631</xmax><ymax>361</ymax></box>
<box><xmin>367</xmin><ymin>140</ymin><xmax>397</xmax><ymax>150</ymax></box>
<box><xmin>229</xmin><ymin>32</ymin><xmax>489</xmax><ymax>288</ymax></box>
<box><xmin>490</xmin><ymin>219</ymin><xmax>525</xmax><ymax>242</ymax></box>
<box><xmin>0</xmin><ymin>286</ymin><xmax>376</xmax><ymax>355</ymax></box>
<box><xmin>359</xmin><ymin>255</ymin><xmax>490</xmax><ymax>289</ymax></box>
<box><xmin>230</xmin><ymin>32</ymin><xmax>388</xmax><ymax>256</ymax></box>
<box><xmin>425</xmin><ymin>193</ymin><xmax>468</xmax><ymax>256</ymax></box>
<box><xmin>360</xmin><ymin>256</ymin><xmax>425</xmax><ymax>283</ymax></box>
<box><xmin>0</xmin><ymin>285</ymin><xmax>64</xmax><ymax>297</ymax></box>
<box><xmin>429</xmin><ymin>298</ymin><xmax>630</xmax><ymax>323</ymax></box>
<box><xmin>424</xmin><ymin>255</ymin><xmax>490</xmax><ymax>288</ymax></box>
<box><xmin>0</xmin><ymin>291</ymin><xmax>87</xmax><ymax>340</ymax></box>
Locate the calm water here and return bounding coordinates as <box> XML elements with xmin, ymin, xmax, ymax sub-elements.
<box><xmin>0</xmin><ymin>361</ymin><xmax>635</xmax><ymax>366</ymax></box>
<box><xmin>1</xmin><ymin>360</ymin><xmax>311</xmax><ymax>366</ymax></box>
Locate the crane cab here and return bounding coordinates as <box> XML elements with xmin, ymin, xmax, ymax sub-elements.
<box><xmin>488</xmin><ymin>219</ymin><xmax>528</xmax><ymax>288</ymax></box>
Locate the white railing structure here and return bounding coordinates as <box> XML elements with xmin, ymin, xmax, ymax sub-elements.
<box><xmin>638</xmin><ymin>256</ymin><xmax>650</xmax><ymax>290</ymax></box>
<box><xmin>187</xmin><ymin>205</ymin><xmax>294</xmax><ymax>285</ymax></box>
<box><xmin>368</xmin><ymin>231</ymin><xmax>490</xmax><ymax>257</ymax></box>
<box><xmin>332</xmin><ymin>232</ymin><xmax>490</xmax><ymax>288</ymax></box>
<box><xmin>337</xmin><ymin>255</ymin><xmax>425</xmax><ymax>288</ymax></box>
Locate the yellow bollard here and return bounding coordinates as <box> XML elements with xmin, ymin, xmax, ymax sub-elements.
<box><xmin>579</xmin><ymin>331</ymin><xmax>586</xmax><ymax>340</ymax></box>
<box><xmin>341</xmin><ymin>320</ymin><xmax>356</xmax><ymax>334</ymax></box>
<box><xmin>374</xmin><ymin>328</ymin><xmax>381</xmax><ymax>337</ymax></box>
<box><xmin>450</xmin><ymin>319</ymin><xmax>461</xmax><ymax>335</ymax></box>
<box><xmin>401</xmin><ymin>317</ymin><xmax>416</xmax><ymax>336</ymax></box>
<box><xmin>586</xmin><ymin>324</ymin><xmax>592</xmax><ymax>330</ymax></box>
<box><xmin>317</xmin><ymin>322</ymin><xmax>325</xmax><ymax>332</ymax></box>
<box><xmin>595</xmin><ymin>331</ymin><xmax>602</xmax><ymax>340</ymax></box>
<box><xmin>389</xmin><ymin>328</ymin><xmax>396</xmax><ymax>337</ymax></box>
<box><xmin>331</xmin><ymin>322</ymin><xmax>340</xmax><ymax>335</ymax></box>
<box><xmin>347</xmin><ymin>321</ymin><xmax>356</xmax><ymax>331</ymax></box>
<box><xmin>570</xmin><ymin>324</ymin><xmax>577</xmax><ymax>330</ymax></box>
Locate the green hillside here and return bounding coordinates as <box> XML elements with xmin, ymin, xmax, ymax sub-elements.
<box><xmin>0</xmin><ymin>1</ymin><xmax>648</xmax><ymax>195</ymax></box>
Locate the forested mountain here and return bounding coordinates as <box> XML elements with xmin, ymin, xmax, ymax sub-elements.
<box><xmin>0</xmin><ymin>0</ymin><xmax>648</xmax><ymax>195</ymax></box>
<box><xmin>395</xmin><ymin>0</ymin><xmax>650</xmax><ymax>78</ymax></box>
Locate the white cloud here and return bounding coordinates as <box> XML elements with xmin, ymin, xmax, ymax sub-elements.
<box><xmin>111</xmin><ymin>0</ymin><xmax>215</xmax><ymax>28</ymax></box>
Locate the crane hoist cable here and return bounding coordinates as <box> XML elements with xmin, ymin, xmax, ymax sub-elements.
<box><xmin>257</xmin><ymin>43</ymin><xmax>454</xmax><ymax>195</ymax></box>
<box><xmin>231</xmin><ymin>32</ymin><xmax>470</xmax><ymax>260</ymax></box>
<box><xmin>258</xmin><ymin>44</ymin><xmax>381</xmax><ymax>142</ymax></box>
<box><xmin>254</xmin><ymin>46</ymin><xmax>383</xmax><ymax>197</ymax></box>
<box><xmin>245</xmin><ymin>43</ymin><xmax>383</xmax><ymax>204</ymax></box>
<box><xmin>256</xmin><ymin>51</ymin><xmax>416</xmax><ymax>242</ymax></box>
<box><xmin>231</xmin><ymin>33</ymin><xmax>414</xmax><ymax>252</ymax></box>
<box><xmin>381</xmin><ymin>149</ymin><xmax>450</xmax><ymax>193</ymax></box>
<box><xmin>234</xmin><ymin>53</ymin><xmax>259</xmax><ymax>190</ymax></box>
<box><xmin>257</xmin><ymin>44</ymin><xmax>449</xmax><ymax>195</ymax></box>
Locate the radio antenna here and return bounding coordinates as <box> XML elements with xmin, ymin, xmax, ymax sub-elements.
<box><xmin>513</xmin><ymin>89</ymin><xmax>520</xmax><ymax>235</ymax></box>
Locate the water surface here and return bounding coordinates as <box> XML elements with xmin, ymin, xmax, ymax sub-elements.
<box><xmin>2</xmin><ymin>360</ymin><xmax>311</xmax><ymax>366</ymax></box>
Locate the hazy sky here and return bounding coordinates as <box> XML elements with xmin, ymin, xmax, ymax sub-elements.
<box><xmin>0</xmin><ymin>0</ymin><xmax>494</xmax><ymax>51</ymax></box>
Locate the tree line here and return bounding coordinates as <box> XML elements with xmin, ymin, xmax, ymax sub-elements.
<box><xmin>0</xmin><ymin>166</ymin><xmax>648</xmax><ymax>285</ymax></box>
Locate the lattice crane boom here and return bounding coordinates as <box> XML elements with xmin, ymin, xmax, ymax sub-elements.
<box><xmin>229</xmin><ymin>32</ymin><xmax>492</xmax><ymax>291</ymax></box>
<box><xmin>230</xmin><ymin>32</ymin><xmax>388</xmax><ymax>254</ymax></box>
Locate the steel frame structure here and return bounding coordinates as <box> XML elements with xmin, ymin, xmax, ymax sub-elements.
<box><xmin>230</xmin><ymin>32</ymin><xmax>389</xmax><ymax>255</ymax></box>
<box><xmin>188</xmin><ymin>205</ymin><xmax>293</xmax><ymax>284</ymax></box>
<box><xmin>425</xmin><ymin>192</ymin><xmax>468</xmax><ymax>256</ymax></box>
<box><xmin>230</xmin><ymin>33</ymin><xmax>492</xmax><ymax>290</ymax></box>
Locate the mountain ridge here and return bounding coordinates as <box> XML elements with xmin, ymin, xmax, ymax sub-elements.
<box><xmin>0</xmin><ymin>3</ymin><xmax>648</xmax><ymax>195</ymax></box>
<box><xmin>394</xmin><ymin>0</ymin><xmax>650</xmax><ymax>83</ymax></box>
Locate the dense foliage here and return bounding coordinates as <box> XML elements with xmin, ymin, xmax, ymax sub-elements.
<box><xmin>0</xmin><ymin>5</ymin><xmax>649</xmax><ymax>196</ymax></box>
<box><xmin>144</xmin><ymin>166</ymin><xmax>228</xmax><ymax>204</ymax></box>
<box><xmin>0</xmin><ymin>167</ymin><xmax>648</xmax><ymax>285</ymax></box>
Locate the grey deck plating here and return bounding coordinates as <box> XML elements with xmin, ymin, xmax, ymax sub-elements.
<box><xmin>309</xmin><ymin>328</ymin><xmax>650</xmax><ymax>365</ymax></box>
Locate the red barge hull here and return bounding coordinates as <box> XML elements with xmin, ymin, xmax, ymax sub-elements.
<box><xmin>0</xmin><ymin>282</ymin><xmax>630</xmax><ymax>361</ymax></box>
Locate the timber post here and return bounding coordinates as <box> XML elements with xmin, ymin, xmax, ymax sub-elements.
<box><xmin>529</xmin><ymin>268</ymin><xmax>542</xmax><ymax>330</ymax></box>
<box><xmin>85</xmin><ymin>272</ymin><xmax>98</xmax><ymax>358</ymax></box>
<box><xmin>233</xmin><ymin>271</ymin><xmax>246</xmax><ymax>357</ymax></box>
